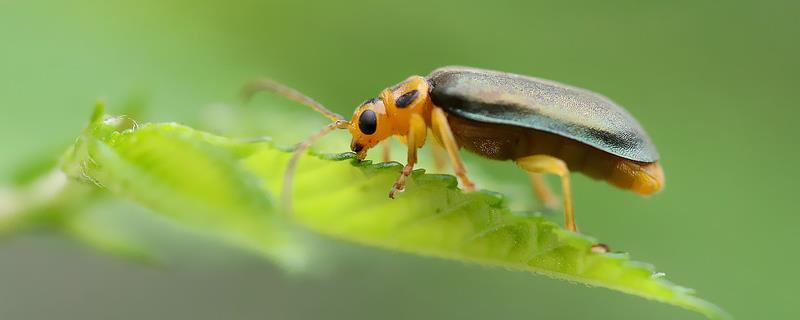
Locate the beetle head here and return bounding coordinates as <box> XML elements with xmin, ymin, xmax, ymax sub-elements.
<box><xmin>349</xmin><ymin>97</ymin><xmax>392</xmax><ymax>160</ymax></box>
<box><xmin>348</xmin><ymin>76</ymin><xmax>432</xmax><ymax>160</ymax></box>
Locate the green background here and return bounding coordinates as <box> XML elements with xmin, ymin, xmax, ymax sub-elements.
<box><xmin>1</xmin><ymin>0</ymin><xmax>796</xmax><ymax>319</ymax></box>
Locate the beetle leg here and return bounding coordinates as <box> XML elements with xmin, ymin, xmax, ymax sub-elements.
<box><xmin>516</xmin><ymin>155</ymin><xmax>576</xmax><ymax>232</ymax></box>
<box><xmin>528</xmin><ymin>173</ymin><xmax>560</xmax><ymax>210</ymax></box>
<box><xmin>430</xmin><ymin>136</ymin><xmax>448</xmax><ymax>171</ymax></box>
<box><xmin>431</xmin><ymin>107</ymin><xmax>476</xmax><ymax>192</ymax></box>
<box><xmin>389</xmin><ymin>114</ymin><xmax>426</xmax><ymax>199</ymax></box>
<box><xmin>381</xmin><ymin>139</ymin><xmax>391</xmax><ymax>162</ymax></box>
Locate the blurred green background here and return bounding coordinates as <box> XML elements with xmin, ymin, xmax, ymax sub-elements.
<box><xmin>1</xmin><ymin>0</ymin><xmax>796</xmax><ymax>319</ymax></box>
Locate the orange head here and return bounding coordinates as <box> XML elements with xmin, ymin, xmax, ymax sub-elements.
<box><xmin>348</xmin><ymin>75</ymin><xmax>432</xmax><ymax>160</ymax></box>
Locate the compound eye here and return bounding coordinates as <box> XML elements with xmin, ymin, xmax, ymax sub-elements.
<box><xmin>358</xmin><ymin>109</ymin><xmax>377</xmax><ymax>135</ymax></box>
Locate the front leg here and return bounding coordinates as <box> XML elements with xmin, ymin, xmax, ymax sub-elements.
<box><xmin>389</xmin><ymin>114</ymin><xmax>426</xmax><ymax>199</ymax></box>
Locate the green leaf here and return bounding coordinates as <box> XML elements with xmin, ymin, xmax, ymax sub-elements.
<box><xmin>60</xmin><ymin>105</ymin><xmax>306</xmax><ymax>269</ymax></box>
<box><xmin>59</xmin><ymin>106</ymin><xmax>729</xmax><ymax>319</ymax></box>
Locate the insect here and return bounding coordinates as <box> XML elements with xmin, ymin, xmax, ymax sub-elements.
<box><xmin>245</xmin><ymin>66</ymin><xmax>664</xmax><ymax>232</ymax></box>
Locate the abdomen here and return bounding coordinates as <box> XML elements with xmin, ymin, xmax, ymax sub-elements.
<box><xmin>446</xmin><ymin>114</ymin><xmax>664</xmax><ymax>195</ymax></box>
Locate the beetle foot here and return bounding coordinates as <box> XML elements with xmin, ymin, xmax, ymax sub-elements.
<box><xmin>462</xmin><ymin>180</ymin><xmax>476</xmax><ymax>192</ymax></box>
<box><xmin>388</xmin><ymin>183</ymin><xmax>405</xmax><ymax>199</ymax></box>
<box><xmin>590</xmin><ymin>243</ymin><xmax>610</xmax><ymax>253</ymax></box>
<box><xmin>454</xmin><ymin>171</ymin><xmax>476</xmax><ymax>192</ymax></box>
<box><xmin>389</xmin><ymin>167</ymin><xmax>411</xmax><ymax>199</ymax></box>
<box><xmin>539</xmin><ymin>195</ymin><xmax>561</xmax><ymax>212</ymax></box>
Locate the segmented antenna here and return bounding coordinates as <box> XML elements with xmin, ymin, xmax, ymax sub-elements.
<box><xmin>241</xmin><ymin>79</ymin><xmax>345</xmax><ymax>122</ymax></box>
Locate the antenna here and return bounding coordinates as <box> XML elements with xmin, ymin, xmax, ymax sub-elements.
<box><xmin>242</xmin><ymin>79</ymin><xmax>345</xmax><ymax>122</ymax></box>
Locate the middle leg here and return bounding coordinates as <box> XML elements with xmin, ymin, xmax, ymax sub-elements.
<box><xmin>431</xmin><ymin>107</ymin><xmax>476</xmax><ymax>192</ymax></box>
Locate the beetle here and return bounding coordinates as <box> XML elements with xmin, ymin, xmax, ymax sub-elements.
<box><xmin>245</xmin><ymin>66</ymin><xmax>664</xmax><ymax>232</ymax></box>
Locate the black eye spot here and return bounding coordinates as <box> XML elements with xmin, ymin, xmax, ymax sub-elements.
<box><xmin>358</xmin><ymin>109</ymin><xmax>377</xmax><ymax>135</ymax></box>
<box><xmin>395</xmin><ymin>90</ymin><xmax>419</xmax><ymax>108</ymax></box>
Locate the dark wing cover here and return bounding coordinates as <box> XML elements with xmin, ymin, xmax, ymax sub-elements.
<box><xmin>428</xmin><ymin>66</ymin><xmax>659</xmax><ymax>162</ymax></box>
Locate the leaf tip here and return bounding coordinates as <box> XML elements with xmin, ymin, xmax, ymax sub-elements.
<box><xmin>90</xmin><ymin>101</ymin><xmax>106</xmax><ymax>123</ymax></box>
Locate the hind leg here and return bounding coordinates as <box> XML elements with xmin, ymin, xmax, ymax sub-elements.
<box><xmin>528</xmin><ymin>173</ymin><xmax>560</xmax><ymax>210</ymax></box>
<box><xmin>516</xmin><ymin>155</ymin><xmax>576</xmax><ymax>232</ymax></box>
